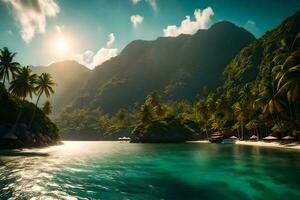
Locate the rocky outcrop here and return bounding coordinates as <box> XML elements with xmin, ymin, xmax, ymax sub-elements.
<box><xmin>131</xmin><ymin>118</ymin><xmax>197</xmax><ymax>143</ymax></box>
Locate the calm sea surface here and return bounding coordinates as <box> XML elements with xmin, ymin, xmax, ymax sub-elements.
<box><xmin>0</xmin><ymin>141</ymin><xmax>299</xmax><ymax>200</ymax></box>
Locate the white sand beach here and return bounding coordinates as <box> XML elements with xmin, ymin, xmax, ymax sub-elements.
<box><xmin>188</xmin><ymin>140</ymin><xmax>300</xmax><ymax>150</ymax></box>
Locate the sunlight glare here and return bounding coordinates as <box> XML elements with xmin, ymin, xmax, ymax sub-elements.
<box><xmin>55</xmin><ymin>37</ymin><xmax>69</xmax><ymax>53</ymax></box>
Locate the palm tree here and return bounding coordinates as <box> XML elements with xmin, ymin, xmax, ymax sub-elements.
<box><xmin>29</xmin><ymin>73</ymin><xmax>55</xmax><ymax>128</ymax></box>
<box><xmin>272</xmin><ymin>36</ymin><xmax>300</xmax><ymax>124</ymax></box>
<box><xmin>259</xmin><ymin>80</ymin><xmax>285</xmax><ymax>127</ymax></box>
<box><xmin>42</xmin><ymin>100</ymin><xmax>52</xmax><ymax>115</ymax></box>
<box><xmin>195</xmin><ymin>100</ymin><xmax>209</xmax><ymax>139</ymax></box>
<box><xmin>0</xmin><ymin>47</ymin><xmax>20</xmax><ymax>86</ymax></box>
<box><xmin>232</xmin><ymin>102</ymin><xmax>245</xmax><ymax>140</ymax></box>
<box><xmin>9</xmin><ymin>66</ymin><xmax>37</xmax><ymax>99</ymax></box>
<box><xmin>140</xmin><ymin>104</ymin><xmax>152</xmax><ymax>125</ymax></box>
<box><xmin>9</xmin><ymin>66</ymin><xmax>37</xmax><ymax>132</ymax></box>
<box><xmin>277</xmin><ymin>64</ymin><xmax>300</xmax><ymax>103</ymax></box>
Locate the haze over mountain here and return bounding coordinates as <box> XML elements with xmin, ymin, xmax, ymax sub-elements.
<box><xmin>31</xmin><ymin>60</ymin><xmax>90</xmax><ymax>114</ymax></box>
<box><xmin>57</xmin><ymin>21</ymin><xmax>255</xmax><ymax>114</ymax></box>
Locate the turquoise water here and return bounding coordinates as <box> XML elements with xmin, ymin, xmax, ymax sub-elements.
<box><xmin>0</xmin><ymin>142</ymin><xmax>299</xmax><ymax>200</ymax></box>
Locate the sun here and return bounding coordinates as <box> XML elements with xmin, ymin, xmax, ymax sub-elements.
<box><xmin>55</xmin><ymin>37</ymin><xmax>69</xmax><ymax>53</ymax></box>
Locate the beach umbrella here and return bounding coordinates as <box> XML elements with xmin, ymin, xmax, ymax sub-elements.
<box><xmin>282</xmin><ymin>136</ymin><xmax>295</xmax><ymax>140</ymax></box>
<box><xmin>229</xmin><ymin>136</ymin><xmax>238</xmax><ymax>139</ymax></box>
<box><xmin>250</xmin><ymin>135</ymin><xmax>258</xmax><ymax>140</ymax></box>
<box><xmin>263</xmin><ymin>136</ymin><xmax>278</xmax><ymax>140</ymax></box>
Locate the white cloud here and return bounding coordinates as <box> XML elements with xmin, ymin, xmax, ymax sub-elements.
<box><xmin>4</xmin><ymin>0</ymin><xmax>60</xmax><ymax>43</ymax></box>
<box><xmin>146</xmin><ymin>0</ymin><xmax>157</xmax><ymax>11</ymax></box>
<box><xmin>163</xmin><ymin>7</ymin><xmax>214</xmax><ymax>37</ymax></box>
<box><xmin>55</xmin><ymin>25</ymin><xmax>64</xmax><ymax>34</ymax></box>
<box><xmin>130</xmin><ymin>14</ymin><xmax>144</xmax><ymax>27</ymax></box>
<box><xmin>106</xmin><ymin>33</ymin><xmax>115</xmax><ymax>48</ymax></box>
<box><xmin>244</xmin><ymin>20</ymin><xmax>259</xmax><ymax>35</ymax></box>
<box><xmin>74</xmin><ymin>33</ymin><xmax>118</xmax><ymax>69</ymax></box>
<box><xmin>131</xmin><ymin>0</ymin><xmax>141</xmax><ymax>5</ymax></box>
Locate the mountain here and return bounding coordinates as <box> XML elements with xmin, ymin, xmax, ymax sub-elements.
<box><xmin>223</xmin><ymin>11</ymin><xmax>300</xmax><ymax>96</ymax></box>
<box><xmin>31</xmin><ymin>60</ymin><xmax>91</xmax><ymax>114</ymax></box>
<box><xmin>65</xmin><ymin>21</ymin><xmax>255</xmax><ymax>114</ymax></box>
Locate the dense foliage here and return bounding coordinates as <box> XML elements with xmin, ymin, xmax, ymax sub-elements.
<box><xmin>57</xmin><ymin>11</ymin><xmax>300</xmax><ymax>141</ymax></box>
<box><xmin>0</xmin><ymin>84</ymin><xmax>59</xmax><ymax>141</ymax></box>
<box><xmin>0</xmin><ymin>47</ymin><xmax>59</xmax><ymax>148</ymax></box>
<box><xmin>61</xmin><ymin>21</ymin><xmax>254</xmax><ymax>114</ymax></box>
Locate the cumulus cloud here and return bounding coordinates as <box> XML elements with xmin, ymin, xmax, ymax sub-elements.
<box><xmin>4</xmin><ymin>0</ymin><xmax>60</xmax><ymax>43</ymax></box>
<box><xmin>163</xmin><ymin>7</ymin><xmax>214</xmax><ymax>37</ymax></box>
<box><xmin>131</xmin><ymin>0</ymin><xmax>141</xmax><ymax>5</ymax></box>
<box><xmin>130</xmin><ymin>14</ymin><xmax>144</xmax><ymax>27</ymax></box>
<box><xmin>74</xmin><ymin>33</ymin><xmax>118</xmax><ymax>69</ymax></box>
<box><xmin>106</xmin><ymin>33</ymin><xmax>115</xmax><ymax>47</ymax></box>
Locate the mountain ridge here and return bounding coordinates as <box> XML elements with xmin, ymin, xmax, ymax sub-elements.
<box><xmin>63</xmin><ymin>21</ymin><xmax>255</xmax><ymax>114</ymax></box>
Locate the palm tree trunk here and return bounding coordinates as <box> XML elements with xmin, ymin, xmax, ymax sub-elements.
<box><xmin>292</xmin><ymin>102</ymin><xmax>300</xmax><ymax>127</ymax></box>
<box><xmin>205</xmin><ymin>124</ymin><xmax>209</xmax><ymax>139</ymax></box>
<box><xmin>288</xmin><ymin>102</ymin><xmax>294</xmax><ymax>120</ymax></box>
<box><xmin>241</xmin><ymin>120</ymin><xmax>244</xmax><ymax>140</ymax></box>
<box><xmin>255</xmin><ymin>126</ymin><xmax>259</xmax><ymax>139</ymax></box>
<box><xmin>28</xmin><ymin>93</ymin><xmax>42</xmax><ymax>129</ymax></box>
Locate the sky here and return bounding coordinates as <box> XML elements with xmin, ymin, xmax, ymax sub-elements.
<box><xmin>0</xmin><ymin>0</ymin><xmax>299</xmax><ymax>69</ymax></box>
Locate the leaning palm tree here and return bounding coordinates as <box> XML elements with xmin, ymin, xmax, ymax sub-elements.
<box><xmin>0</xmin><ymin>47</ymin><xmax>20</xmax><ymax>86</ymax></box>
<box><xmin>42</xmin><ymin>100</ymin><xmax>52</xmax><ymax>115</ymax></box>
<box><xmin>29</xmin><ymin>73</ymin><xmax>55</xmax><ymax>128</ymax></box>
<box><xmin>9</xmin><ymin>66</ymin><xmax>37</xmax><ymax>132</ymax></box>
<box><xmin>9</xmin><ymin>66</ymin><xmax>37</xmax><ymax>100</ymax></box>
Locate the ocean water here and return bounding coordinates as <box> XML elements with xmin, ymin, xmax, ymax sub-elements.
<box><xmin>0</xmin><ymin>141</ymin><xmax>299</xmax><ymax>200</ymax></box>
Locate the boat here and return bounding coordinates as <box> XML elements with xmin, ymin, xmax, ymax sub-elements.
<box><xmin>118</xmin><ymin>137</ymin><xmax>131</xmax><ymax>142</ymax></box>
<box><xmin>209</xmin><ymin>132</ymin><xmax>224</xmax><ymax>143</ymax></box>
<box><xmin>222</xmin><ymin>136</ymin><xmax>238</xmax><ymax>144</ymax></box>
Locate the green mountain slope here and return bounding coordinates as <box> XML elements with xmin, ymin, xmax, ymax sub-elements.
<box><xmin>223</xmin><ymin>11</ymin><xmax>300</xmax><ymax>96</ymax></box>
<box><xmin>66</xmin><ymin>21</ymin><xmax>255</xmax><ymax>114</ymax></box>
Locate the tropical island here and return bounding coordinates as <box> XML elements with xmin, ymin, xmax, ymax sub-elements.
<box><xmin>57</xmin><ymin>11</ymin><xmax>300</xmax><ymax>145</ymax></box>
<box><xmin>1</xmin><ymin>11</ymin><xmax>299</xmax><ymax>148</ymax></box>
<box><xmin>1</xmin><ymin>1</ymin><xmax>300</xmax><ymax>200</ymax></box>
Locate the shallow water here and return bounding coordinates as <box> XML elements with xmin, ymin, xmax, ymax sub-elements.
<box><xmin>0</xmin><ymin>141</ymin><xmax>299</xmax><ymax>200</ymax></box>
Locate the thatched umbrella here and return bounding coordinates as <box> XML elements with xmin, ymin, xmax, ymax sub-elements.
<box><xmin>282</xmin><ymin>136</ymin><xmax>295</xmax><ymax>140</ymax></box>
<box><xmin>250</xmin><ymin>135</ymin><xmax>258</xmax><ymax>140</ymax></box>
<box><xmin>262</xmin><ymin>135</ymin><xmax>278</xmax><ymax>142</ymax></box>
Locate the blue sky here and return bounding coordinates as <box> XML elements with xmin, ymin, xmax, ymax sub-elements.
<box><xmin>0</xmin><ymin>0</ymin><xmax>299</xmax><ymax>68</ymax></box>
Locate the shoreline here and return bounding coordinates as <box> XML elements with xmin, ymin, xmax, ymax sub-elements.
<box><xmin>188</xmin><ymin>140</ymin><xmax>300</xmax><ymax>150</ymax></box>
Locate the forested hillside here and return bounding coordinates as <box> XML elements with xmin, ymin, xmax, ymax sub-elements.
<box><xmin>64</xmin><ymin>21</ymin><xmax>255</xmax><ymax>114</ymax></box>
<box><xmin>57</xmin><ymin>11</ymin><xmax>300</xmax><ymax>141</ymax></box>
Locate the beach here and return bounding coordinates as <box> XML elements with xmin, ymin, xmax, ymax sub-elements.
<box><xmin>188</xmin><ymin>140</ymin><xmax>300</xmax><ymax>150</ymax></box>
